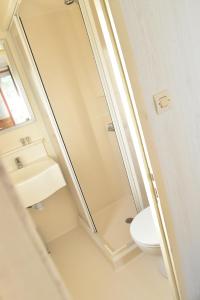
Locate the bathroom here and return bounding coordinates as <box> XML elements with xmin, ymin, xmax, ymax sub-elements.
<box><xmin>0</xmin><ymin>0</ymin><xmax>174</xmax><ymax>299</ymax></box>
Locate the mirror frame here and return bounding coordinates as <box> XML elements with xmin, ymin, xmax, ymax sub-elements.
<box><xmin>0</xmin><ymin>39</ymin><xmax>35</xmax><ymax>134</ymax></box>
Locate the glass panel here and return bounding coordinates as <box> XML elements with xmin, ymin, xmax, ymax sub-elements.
<box><xmin>19</xmin><ymin>0</ymin><xmax>138</xmax><ymax>252</ymax></box>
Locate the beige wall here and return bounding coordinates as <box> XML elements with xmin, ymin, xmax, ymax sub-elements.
<box><xmin>29</xmin><ymin>188</ymin><xmax>77</xmax><ymax>243</ymax></box>
<box><xmin>110</xmin><ymin>0</ymin><xmax>200</xmax><ymax>298</ymax></box>
<box><xmin>0</xmin><ymin>34</ymin><xmax>78</xmax><ymax>241</ymax></box>
<box><xmin>19</xmin><ymin>1</ymin><xmax>136</xmax><ymax>218</ymax></box>
<box><xmin>0</xmin><ymin>163</ymin><xmax>70</xmax><ymax>300</ymax></box>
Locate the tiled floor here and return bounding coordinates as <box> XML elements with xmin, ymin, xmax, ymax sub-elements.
<box><xmin>48</xmin><ymin>227</ymin><xmax>173</xmax><ymax>300</ymax></box>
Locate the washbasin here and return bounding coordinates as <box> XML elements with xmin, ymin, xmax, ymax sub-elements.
<box><xmin>9</xmin><ymin>157</ymin><xmax>66</xmax><ymax>208</ymax></box>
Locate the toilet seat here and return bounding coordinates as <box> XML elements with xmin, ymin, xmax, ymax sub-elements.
<box><xmin>130</xmin><ymin>207</ymin><xmax>160</xmax><ymax>247</ymax></box>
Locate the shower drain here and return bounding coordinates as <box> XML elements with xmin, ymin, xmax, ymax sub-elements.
<box><xmin>125</xmin><ymin>217</ymin><xmax>133</xmax><ymax>224</ymax></box>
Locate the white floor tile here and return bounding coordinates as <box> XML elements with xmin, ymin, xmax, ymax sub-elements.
<box><xmin>49</xmin><ymin>227</ymin><xmax>173</xmax><ymax>300</ymax></box>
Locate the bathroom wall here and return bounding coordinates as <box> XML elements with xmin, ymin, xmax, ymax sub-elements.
<box><xmin>19</xmin><ymin>0</ymin><xmax>136</xmax><ymax>217</ymax></box>
<box><xmin>29</xmin><ymin>188</ymin><xmax>77</xmax><ymax>243</ymax></box>
<box><xmin>0</xmin><ymin>163</ymin><xmax>70</xmax><ymax>300</ymax></box>
<box><xmin>109</xmin><ymin>0</ymin><xmax>200</xmax><ymax>298</ymax></box>
<box><xmin>0</xmin><ymin>34</ymin><xmax>78</xmax><ymax>242</ymax></box>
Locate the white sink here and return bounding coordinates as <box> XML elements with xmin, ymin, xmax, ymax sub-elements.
<box><xmin>9</xmin><ymin>157</ymin><xmax>66</xmax><ymax>208</ymax></box>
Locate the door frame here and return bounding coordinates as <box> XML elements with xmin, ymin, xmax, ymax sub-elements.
<box><xmin>79</xmin><ymin>0</ymin><xmax>181</xmax><ymax>299</ymax></box>
<box><xmin>78</xmin><ymin>1</ymin><xmax>146</xmax><ymax>214</ymax></box>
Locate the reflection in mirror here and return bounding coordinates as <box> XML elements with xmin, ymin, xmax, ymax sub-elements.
<box><xmin>0</xmin><ymin>41</ymin><xmax>33</xmax><ymax>131</ymax></box>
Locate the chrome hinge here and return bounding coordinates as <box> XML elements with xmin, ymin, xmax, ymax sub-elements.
<box><xmin>107</xmin><ymin>122</ymin><xmax>115</xmax><ymax>132</ymax></box>
<box><xmin>150</xmin><ymin>173</ymin><xmax>159</xmax><ymax>201</ymax></box>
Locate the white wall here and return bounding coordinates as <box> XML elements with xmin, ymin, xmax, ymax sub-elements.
<box><xmin>110</xmin><ymin>0</ymin><xmax>200</xmax><ymax>299</ymax></box>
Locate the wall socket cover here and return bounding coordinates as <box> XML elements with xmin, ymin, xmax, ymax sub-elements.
<box><xmin>153</xmin><ymin>90</ymin><xmax>171</xmax><ymax>114</ymax></box>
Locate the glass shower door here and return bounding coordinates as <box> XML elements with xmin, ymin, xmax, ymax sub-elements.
<box><xmin>19</xmin><ymin>0</ymin><xmax>139</xmax><ymax>253</ymax></box>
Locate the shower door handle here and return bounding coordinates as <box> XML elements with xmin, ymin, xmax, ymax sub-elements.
<box><xmin>107</xmin><ymin>122</ymin><xmax>115</xmax><ymax>132</ymax></box>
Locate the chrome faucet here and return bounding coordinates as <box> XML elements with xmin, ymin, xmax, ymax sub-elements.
<box><xmin>15</xmin><ymin>157</ymin><xmax>23</xmax><ymax>169</ymax></box>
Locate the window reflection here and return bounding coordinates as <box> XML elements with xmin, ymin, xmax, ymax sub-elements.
<box><xmin>0</xmin><ymin>67</ymin><xmax>31</xmax><ymax>129</ymax></box>
<box><xmin>0</xmin><ymin>42</ymin><xmax>33</xmax><ymax>131</ymax></box>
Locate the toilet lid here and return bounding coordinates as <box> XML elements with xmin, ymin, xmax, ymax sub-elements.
<box><xmin>130</xmin><ymin>207</ymin><xmax>160</xmax><ymax>246</ymax></box>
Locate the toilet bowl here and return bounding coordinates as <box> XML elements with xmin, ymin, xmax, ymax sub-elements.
<box><xmin>130</xmin><ymin>206</ymin><xmax>167</xmax><ymax>277</ymax></box>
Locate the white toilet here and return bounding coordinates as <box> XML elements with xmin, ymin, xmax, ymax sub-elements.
<box><xmin>130</xmin><ymin>206</ymin><xmax>167</xmax><ymax>277</ymax></box>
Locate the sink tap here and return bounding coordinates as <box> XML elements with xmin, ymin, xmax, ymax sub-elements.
<box><xmin>15</xmin><ymin>157</ymin><xmax>23</xmax><ymax>169</ymax></box>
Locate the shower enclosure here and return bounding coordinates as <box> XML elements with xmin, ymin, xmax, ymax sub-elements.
<box><xmin>17</xmin><ymin>0</ymin><xmax>147</xmax><ymax>257</ymax></box>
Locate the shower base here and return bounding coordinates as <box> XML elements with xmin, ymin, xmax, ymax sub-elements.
<box><xmin>79</xmin><ymin>216</ymin><xmax>141</xmax><ymax>269</ymax></box>
<box><xmin>93</xmin><ymin>196</ymin><xmax>137</xmax><ymax>251</ymax></box>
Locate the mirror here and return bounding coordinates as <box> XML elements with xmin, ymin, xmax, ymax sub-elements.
<box><xmin>0</xmin><ymin>41</ymin><xmax>34</xmax><ymax>131</ymax></box>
